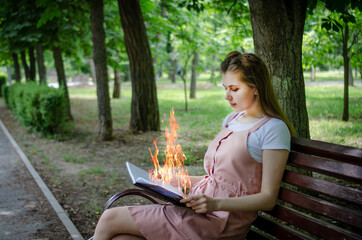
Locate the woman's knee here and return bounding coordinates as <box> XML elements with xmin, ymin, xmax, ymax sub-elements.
<box><xmin>96</xmin><ymin>207</ymin><xmax>142</xmax><ymax>237</ymax></box>
<box><xmin>99</xmin><ymin>208</ymin><xmax>118</xmax><ymax>224</ymax></box>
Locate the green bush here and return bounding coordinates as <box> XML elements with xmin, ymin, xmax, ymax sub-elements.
<box><xmin>0</xmin><ymin>75</ymin><xmax>6</xmax><ymax>97</ymax></box>
<box><xmin>4</xmin><ymin>83</ymin><xmax>67</xmax><ymax>135</ymax></box>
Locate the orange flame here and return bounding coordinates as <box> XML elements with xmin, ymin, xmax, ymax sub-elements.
<box><xmin>149</xmin><ymin>109</ymin><xmax>191</xmax><ymax>196</ymax></box>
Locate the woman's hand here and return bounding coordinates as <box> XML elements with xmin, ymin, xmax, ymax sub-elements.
<box><xmin>180</xmin><ymin>194</ymin><xmax>218</xmax><ymax>214</ymax></box>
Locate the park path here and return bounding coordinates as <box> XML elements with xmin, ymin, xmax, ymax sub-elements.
<box><xmin>0</xmin><ymin>120</ymin><xmax>83</xmax><ymax>240</ymax></box>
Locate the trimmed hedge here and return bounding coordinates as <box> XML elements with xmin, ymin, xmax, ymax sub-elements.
<box><xmin>3</xmin><ymin>83</ymin><xmax>67</xmax><ymax>135</ymax></box>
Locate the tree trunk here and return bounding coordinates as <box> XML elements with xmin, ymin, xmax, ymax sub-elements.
<box><xmin>166</xmin><ymin>31</ymin><xmax>176</xmax><ymax>83</ymax></box>
<box><xmin>52</xmin><ymin>46</ymin><xmax>73</xmax><ymax>120</ymax></box>
<box><xmin>348</xmin><ymin>61</ymin><xmax>353</xmax><ymax>86</ymax></box>
<box><xmin>90</xmin><ymin>0</ymin><xmax>113</xmax><ymax>140</ymax></box>
<box><xmin>113</xmin><ymin>68</ymin><xmax>121</xmax><ymax>99</ymax></box>
<box><xmin>36</xmin><ymin>44</ymin><xmax>47</xmax><ymax>85</ymax></box>
<box><xmin>249</xmin><ymin>0</ymin><xmax>310</xmax><ymax>138</ymax></box>
<box><xmin>190</xmin><ymin>51</ymin><xmax>199</xmax><ymax>99</ymax></box>
<box><xmin>342</xmin><ymin>24</ymin><xmax>349</xmax><ymax>122</ymax></box>
<box><xmin>7</xmin><ymin>66</ymin><xmax>11</xmax><ymax>85</ymax></box>
<box><xmin>20</xmin><ymin>51</ymin><xmax>30</xmax><ymax>82</ymax></box>
<box><xmin>153</xmin><ymin>32</ymin><xmax>160</xmax><ymax>80</ymax></box>
<box><xmin>169</xmin><ymin>58</ymin><xmax>176</xmax><ymax>83</ymax></box>
<box><xmin>29</xmin><ymin>47</ymin><xmax>36</xmax><ymax>81</ymax></box>
<box><xmin>12</xmin><ymin>53</ymin><xmax>21</xmax><ymax>82</ymax></box>
<box><xmin>118</xmin><ymin>0</ymin><xmax>160</xmax><ymax>132</ymax></box>
<box><xmin>210</xmin><ymin>54</ymin><xmax>215</xmax><ymax>82</ymax></box>
<box><xmin>123</xmin><ymin>65</ymin><xmax>129</xmax><ymax>82</ymax></box>
<box><xmin>157</xmin><ymin>65</ymin><xmax>163</xmax><ymax>79</ymax></box>
<box><xmin>180</xmin><ymin>53</ymin><xmax>193</xmax><ymax>112</ymax></box>
<box><xmin>88</xmin><ymin>58</ymin><xmax>97</xmax><ymax>83</ymax></box>
<box><xmin>311</xmin><ymin>64</ymin><xmax>315</xmax><ymax>82</ymax></box>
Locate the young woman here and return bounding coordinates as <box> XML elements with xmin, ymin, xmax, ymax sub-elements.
<box><xmin>92</xmin><ymin>51</ymin><xmax>293</xmax><ymax>240</ymax></box>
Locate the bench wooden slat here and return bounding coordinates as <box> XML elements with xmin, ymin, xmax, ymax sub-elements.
<box><xmin>279</xmin><ymin>188</ymin><xmax>362</xmax><ymax>229</ymax></box>
<box><xmin>283</xmin><ymin>170</ymin><xmax>362</xmax><ymax>205</ymax></box>
<box><xmin>251</xmin><ymin>214</ymin><xmax>309</xmax><ymax>240</ymax></box>
<box><xmin>291</xmin><ymin>137</ymin><xmax>362</xmax><ymax>166</ymax></box>
<box><xmin>245</xmin><ymin>227</ymin><xmax>270</xmax><ymax>240</ymax></box>
<box><xmin>268</xmin><ymin>205</ymin><xmax>362</xmax><ymax>240</ymax></box>
<box><xmin>289</xmin><ymin>152</ymin><xmax>362</xmax><ymax>184</ymax></box>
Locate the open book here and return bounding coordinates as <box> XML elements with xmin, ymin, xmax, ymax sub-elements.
<box><xmin>126</xmin><ymin>162</ymin><xmax>186</xmax><ymax>207</ymax></box>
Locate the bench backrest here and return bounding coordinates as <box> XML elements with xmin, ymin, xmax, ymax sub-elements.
<box><xmin>247</xmin><ymin>137</ymin><xmax>362</xmax><ymax>240</ymax></box>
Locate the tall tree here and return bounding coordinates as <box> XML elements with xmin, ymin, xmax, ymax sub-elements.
<box><xmin>104</xmin><ymin>0</ymin><xmax>126</xmax><ymax>99</ymax></box>
<box><xmin>320</xmin><ymin>2</ymin><xmax>361</xmax><ymax>121</ymax></box>
<box><xmin>52</xmin><ymin>45</ymin><xmax>73</xmax><ymax>120</ymax></box>
<box><xmin>35</xmin><ymin>43</ymin><xmax>47</xmax><ymax>84</ymax></box>
<box><xmin>11</xmin><ymin>53</ymin><xmax>21</xmax><ymax>82</ymax></box>
<box><xmin>20</xmin><ymin>50</ymin><xmax>31</xmax><ymax>82</ymax></box>
<box><xmin>0</xmin><ymin>0</ymin><xmax>38</xmax><ymax>82</ymax></box>
<box><xmin>90</xmin><ymin>0</ymin><xmax>113</xmax><ymax>140</ymax></box>
<box><xmin>190</xmin><ymin>51</ymin><xmax>199</xmax><ymax>99</ymax></box>
<box><xmin>113</xmin><ymin>68</ymin><xmax>121</xmax><ymax>99</ymax></box>
<box><xmin>36</xmin><ymin>0</ymin><xmax>90</xmax><ymax>121</ymax></box>
<box><xmin>29</xmin><ymin>47</ymin><xmax>36</xmax><ymax>81</ymax></box>
<box><xmin>118</xmin><ymin>0</ymin><xmax>160</xmax><ymax>132</ymax></box>
<box><xmin>248</xmin><ymin>0</ymin><xmax>310</xmax><ymax>138</ymax></box>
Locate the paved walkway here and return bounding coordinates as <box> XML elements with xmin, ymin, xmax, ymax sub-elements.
<box><xmin>0</xmin><ymin>120</ymin><xmax>84</xmax><ymax>240</ymax></box>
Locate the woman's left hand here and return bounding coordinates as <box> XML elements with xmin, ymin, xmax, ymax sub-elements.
<box><xmin>180</xmin><ymin>194</ymin><xmax>218</xmax><ymax>213</ymax></box>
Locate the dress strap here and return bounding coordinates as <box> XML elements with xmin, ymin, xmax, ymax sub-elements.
<box><xmin>248</xmin><ymin>117</ymin><xmax>272</xmax><ymax>133</ymax></box>
<box><xmin>225</xmin><ymin>112</ymin><xmax>240</xmax><ymax>128</ymax></box>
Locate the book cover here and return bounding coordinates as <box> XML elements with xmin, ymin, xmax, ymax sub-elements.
<box><xmin>126</xmin><ymin>162</ymin><xmax>186</xmax><ymax>206</ymax></box>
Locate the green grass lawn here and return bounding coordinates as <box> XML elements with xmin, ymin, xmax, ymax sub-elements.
<box><xmin>303</xmin><ymin>71</ymin><xmax>362</xmax><ymax>82</ymax></box>
<box><xmin>306</xmin><ymin>84</ymin><xmax>361</xmax><ymax>147</ymax></box>
<box><xmin>68</xmin><ymin>78</ymin><xmax>361</xmax><ymax>148</ymax></box>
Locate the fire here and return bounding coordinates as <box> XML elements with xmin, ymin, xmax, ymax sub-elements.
<box><xmin>149</xmin><ymin>109</ymin><xmax>191</xmax><ymax>196</ymax></box>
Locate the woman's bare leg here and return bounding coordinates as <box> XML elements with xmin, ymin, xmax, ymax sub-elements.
<box><xmin>93</xmin><ymin>206</ymin><xmax>143</xmax><ymax>240</ymax></box>
<box><xmin>111</xmin><ymin>235</ymin><xmax>145</xmax><ymax>240</ymax></box>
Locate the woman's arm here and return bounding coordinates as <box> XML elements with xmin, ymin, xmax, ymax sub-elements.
<box><xmin>181</xmin><ymin>149</ymin><xmax>289</xmax><ymax>213</ymax></box>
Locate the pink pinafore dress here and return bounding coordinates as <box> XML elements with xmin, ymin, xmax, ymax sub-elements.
<box><xmin>129</xmin><ymin>114</ymin><xmax>271</xmax><ymax>240</ymax></box>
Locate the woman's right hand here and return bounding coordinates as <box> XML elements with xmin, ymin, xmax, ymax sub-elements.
<box><xmin>180</xmin><ymin>194</ymin><xmax>219</xmax><ymax>213</ymax></box>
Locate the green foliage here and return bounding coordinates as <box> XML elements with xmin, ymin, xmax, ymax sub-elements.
<box><xmin>178</xmin><ymin>0</ymin><xmax>205</xmax><ymax>13</ymax></box>
<box><xmin>1</xmin><ymin>84</ymin><xmax>9</xmax><ymax>104</ymax></box>
<box><xmin>304</xmin><ymin>2</ymin><xmax>361</xmax><ymax>71</ymax></box>
<box><xmin>4</xmin><ymin>83</ymin><xmax>67</xmax><ymax>136</ymax></box>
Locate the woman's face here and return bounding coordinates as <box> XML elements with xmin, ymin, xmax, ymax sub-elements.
<box><xmin>222</xmin><ymin>71</ymin><xmax>258</xmax><ymax>113</ymax></box>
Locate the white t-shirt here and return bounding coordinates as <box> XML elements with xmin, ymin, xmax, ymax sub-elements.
<box><xmin>222</xmin><ymin>111</ymin><xmax>291</xmax><ymax>162</ymax></box>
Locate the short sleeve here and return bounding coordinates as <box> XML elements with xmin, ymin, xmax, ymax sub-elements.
<box><xmin>261</xmin><ymin>120</ymin><xmax>291</xmax><ymax>151</ymax></box>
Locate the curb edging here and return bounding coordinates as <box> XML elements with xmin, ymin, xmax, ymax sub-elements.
<box><xmin>0</xmin><ymin>120</ymin><xmax>84</xmax><ymax>240</ymax></box>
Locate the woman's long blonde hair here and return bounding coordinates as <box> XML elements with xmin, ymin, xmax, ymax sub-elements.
<box><xmin>220</xmin><ymin>51</ymin><xmax>295</xmax><ymax>136</ymax></box>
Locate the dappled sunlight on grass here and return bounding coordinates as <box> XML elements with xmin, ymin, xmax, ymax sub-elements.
<box><xmin>306</xmin><ymin>85</ymin><xmax>361</xmax><ymax>121</ymax></box>
<box><xmin>65</xmin><ymin>81</ymin><xmax>361</xmax><ymax>150</ymax></box>
<box><xmin>68</xmin><ymin>87</ymin><xmax>98</xmax><ymax>99</ymax></box>
<box><xmin>306</xmin><ymin>85</ymin><xmax>361</xmax><ymax>148</ymax></box>
<box><xmin>309</xmin><ymin>119</ymin><xmax>361</xmax><ymax>148</ymax></box>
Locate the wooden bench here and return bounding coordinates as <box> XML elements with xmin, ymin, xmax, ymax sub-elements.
<box><xmin>98</xmin><ymin>137</ymin><xmax>362</xmax><ymax>240</ymax></box>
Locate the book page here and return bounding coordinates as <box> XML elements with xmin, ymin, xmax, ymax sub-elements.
<box><xmin>126</xmin><ymin>161</ymin><xmax>149</xmax><ymax>184</ymax></box>
<box><xmin>126</xmin><ymin>162</ymin><xmax>183</xmax><ymax>197</ymax></box>
<box><xmin>135</xmin><ymin>177</ymin><xmax>183</xmax><ymax>197</ymax></box>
